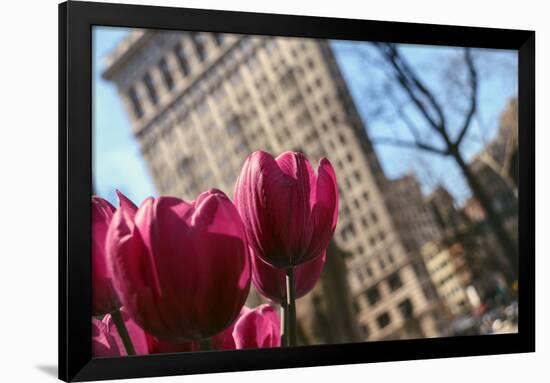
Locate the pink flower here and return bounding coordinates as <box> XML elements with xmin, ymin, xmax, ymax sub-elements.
<box><xmin>92</xmin><ymin>308</ymin><xmax>148</xmax><ymax>357</ymax></box>
<box><xmin>234</xmin><ymin>151</ymin><xmax>338</xmax><ymax>269</ymax></box>
<box><xmin>212</xmin><ymin>305</ymin><xmax>280</xmax><ymax>350</ymax></box>
<box><xmin>92</xmin><ymin>196</ymin><xmax>121</xmax><ymax>315</ymax></box>
<box><xmin>106</xmin><ymin>189</ymin><xmax>251</xmax><ymax>342</ymax></box>
<box><xmin>252</xmin><ymin>251</ymin><xmax>326</xmax><ymax>304</ymax></box>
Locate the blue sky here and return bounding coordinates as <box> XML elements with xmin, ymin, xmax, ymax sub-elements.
<box><xmin>93</xmin><ymin>27</ymin><xmax>517</xmax><ymax>206</ymax></box>
<box><xmin>92</xmin><ymin>27</ymin><xmax>157</xmax><ymax>205</ymax></box>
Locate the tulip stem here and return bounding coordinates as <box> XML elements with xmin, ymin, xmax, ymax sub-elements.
<box><xmin>285</xmin><ymin>267</ymin><xmax>297</xmax><ymax>346</ymax></box>
<box><xmin>111</xmin><ymin>309</ymin><xmax>136</xmax><ymax>356</ymax></box>
<box><xmin>280</xmin><ymin>303</ymin><xmax>288</xmax><ymax>347</ymax></box>
<box><xmin>200</xmin><ymin>338</ymin><xmax>211</xmax><ymax>351</ymax></box>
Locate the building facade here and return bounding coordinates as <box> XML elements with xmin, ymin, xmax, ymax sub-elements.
<box><xmin>102</xmin><ymin>29</ymin><xmax>444</xmax><ymax>342</ymax></box>
<box><xmin>421</xmin><ymin>242</ymin><xmax>473</xmax><ymax>317</ymax></box>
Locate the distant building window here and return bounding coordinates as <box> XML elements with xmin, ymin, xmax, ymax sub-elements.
<box><xmin>352</xmin><ymin>300</ymin><xmax>360</xmax><ymax>314</ymax></box>
<box><xmin>174</xmin><ymin>43</ymin><xmax>191</xmax><ymax>76</ymax></box>
<box><xmin>366</xmin><ymin>285</ymin><xmax>381</xmax><ymax>306</ymax></box>
<box><xmin>388</xmin><ymin>272</ymin><xmax>403</xmax><ymax>292</ymax></box>
<box><xmin>158</xmin><ymin>57</ymin><xmax>174</xmax><ymax>91</ymax></box>
<box><xmin>143</xmin><ymin>73</ymin><xmax>158</xmax><ymax>105</ymax></box>
<box><xmin>376</xmin><ymin>312</ymin><xmax>391</xmax><ymax>329</ymax></box>
<box><xmin>191</xmin><ymin>33</ymin><xmax>207</xmax><ymax>61</ymax></box>
<box><xmin>127</xmin><ymin>86</ymin><xmax>143</xmax><ymax>118</ymax></box>
<box><xmin>398</xmin><ymin>298</ymin><xmax>414</xmax><ymax>319</ymax></box>
<box><xmin>371</xmin><ymin>211</ymin><xmax>378</xmax><ymax>223</ymax></box>
<box><xmin>213</xmin><ymin>33</ymin><xmax>224</xmax><ymax>45</ymax></box>
<box><xmin>338</xmin><ymin>133</ymin><xmax>346</xmax><ymax>144</ymax></box>
<box><xmin>361</xmin><ymin>323</ymin><xmax>370</xmax><ymax>338</ymax></box>
<box><xmin>365</xmin><ymin>265</ymin><xmax>373</xmax><ymax>277</ymax></box>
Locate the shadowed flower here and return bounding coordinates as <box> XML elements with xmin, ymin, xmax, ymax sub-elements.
<box><xmin>212</xmin><ymin>304</ymin><xmax>280</xmax><ymax>350</ymax></box>
<box><xmin>106</xmin><ymin>189</ymin><xmax>251</xmax><ymax>342</ymax></box>
<box><xmin>92</xmin><ymin>308</ymin><xmax>149</xmax><ymax>357</ymax></box>
<box><xmin>251</xmin><ymin>251</ymin><xmax>326</xmax><ymax>304</ymax></box>
<box><xmin>234</xmin><ymin>151</ymin><xmax>338</xmax><ymax>269</ymax></box>
<box><xmin>92</xmin><ymin>196</ymin><xmax>122</xmax><ymax>316</ymax></box>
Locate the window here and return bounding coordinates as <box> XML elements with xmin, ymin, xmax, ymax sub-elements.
<box><xmin>388</xmin><ymin>272</ymin><xmax>403</xmax><ymax>292</ymax></box>
<box><xmin>174</xmin><ymin>43</ymin><xmax>191</xmax><ymax>76</ymax></box>
<box><xmin>127</xmin><ymin>86</ymin><xmax>143</xmax><ymax>118</ymax></box>
<box><xmin>213</xmin><ymin>33</ymin><xmax>224</xmax><ymax>45</ymax></box>
<box><xmin>398</xmin><ymin>298</ymin><xmax>414</xmax><ymax>319</ymax></box>
<box><xmin>158</xmin><ymin>57</ymin><xmax>174</xmax><ymax>91</ymax></box>
<box><xmin>338</xmin><ymin>133</ymin><xmax>346</xmax><ymax>144</ymax></box>
<box><xmin>352</xmin><ymin>300</ymin><xmax>360</xmax><ymax>314</ymax></box>
<box><xmin>191</xmin><ymin>33</ymin><xmax>207</xmax><ymax>61</ymax></box>
<box><xmin>365</xmin><ymin>265</ymin><xmax>373</xmax><ymax>277</ymax></box>
<box><xmin>341</xmin><ymin>222</ymin><xmax>356</xmax><ymax>241</ymax></box>
<box><xmin>371</xmin><ymin>211</ymin><xmax>378</xmax><ymax>223</ymax></box>
<box><xmin>376</xmin><ymin>312</ymin><xmax>391</xmax><ymax>329</ymax></box>
<box><xmin>178</xmin><ymin>156</ymin><xmax>193</xmax><ymax>177</ymax></box>
<box><xmin>366</xmin><ymin>285</ymin><xmax>381</xmax><ymax>306</ymax></box>
<box><xmin>361</xmin><ymin>217</ymin><xmax>368</xmax><ymax>228</ymax></box>
<box><xmin>361</xmin><ymin>324</ymin><xmax>370</xmax><ymax>339</ymax></box>
<box><xmin>143</xmin><ymin>73</ymin><xmax>158</xmax><ymax>105</ymax></box>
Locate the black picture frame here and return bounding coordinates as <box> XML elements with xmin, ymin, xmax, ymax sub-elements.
<box><xmin>59</xmin><ymin>1</ymin><xmax>535</xmax><ymax>381</ymax></box>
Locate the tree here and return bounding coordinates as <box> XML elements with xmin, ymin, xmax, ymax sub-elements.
<box><xmin>359</xmin><ymin>42</ymin><xmax>518</xmax><ymax>280</ymax></box>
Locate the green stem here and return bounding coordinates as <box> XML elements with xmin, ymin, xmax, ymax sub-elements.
<box><xmin>280</xmin><ymin>303</ymin><xmax>288</xmax><ymax>347</ymax></box>
<box><xmin>199</xmin><ymin>338</ymin><xmax>211</xmax><ymax>351</ymax></box>
<box><xmin>111</xmin><ymin>309</ymin><xmax>136</xmax><ymax>356</ymax></box>
<box><xmin>285</xmin><ymin>267</ymin><xmax>297</xmax><ymax>346</ymax></box>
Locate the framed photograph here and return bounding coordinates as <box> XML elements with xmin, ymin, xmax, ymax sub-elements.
<box><xmin>59</xmin><ymin>1</ymin><xmax>535</xmax><ymax>381</ymax></box>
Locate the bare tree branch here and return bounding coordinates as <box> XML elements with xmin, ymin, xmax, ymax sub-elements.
<box><xmin>456</xmin><ymin>48</ymin><xmax>478</xmax><ymax>146</ymax></box>
<box><xmin>374</xmin><ymin>43</ymin><xmax>447</xmax><ymax>137</ymax></box>
<box><xmin>386</xmin><ymin>43</ymin><xmax>447</xmax><ymax>129</ymax></box>
<box><xmin>371</xmin><ymin>136</ymin><xmax>449</xmax><ymax>155</ymax></box>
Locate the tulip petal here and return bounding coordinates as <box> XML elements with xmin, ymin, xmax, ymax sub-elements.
<box><xmin>252</xmin><ymin>250</ymin><xmax>326</xmax><ymax>303</ymax></box>
<box><xmin>111</xmin><ymin>190</ymin><xmax>251</xmax><ymax>342</ymax></box>
<box><xmin>307</xmin><ymin>158</ymin><xmax>339</xmax><ymax>259</ymax></box>
<box><xmin>232</xmin><ymin>304</ymin><xmax>280</xmax><ymax>349</ymax></box>
<box><xmin>92</xmin><ymin>196</ymin><xmax>120</xmax><ymax>315</ymax></box>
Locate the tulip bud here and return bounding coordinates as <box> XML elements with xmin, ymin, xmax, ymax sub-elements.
<box><xmin>234</xmin><ymin>151</ymin><xmax>338</xmax><ymax>269</ymax></box>
<box><xmin>211</xmin><ymin>305</ymin><xmax>280</xmax><ymax>350</ymax></box>
<box><xmin>106</xmin><ymin>189</ymin><xmax>251</xmax><ymax>342</ymax></box>
<box><xmin>252</xmin><ymin>251</ymin><xmax>326</xmax><ymax>304</ymax></box>
<box><xmin>92</xmin><ymin>308</ymin><xmax>148</xmax><ymax>357</ymax></box>
<box><xmin>92</xmin><ymin>196</ymin><xmax>120</xmax><ymax>316</ymax></box>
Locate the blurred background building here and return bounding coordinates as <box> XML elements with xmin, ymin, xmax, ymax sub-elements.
<box><xmin>102</xmin><ymin>30</ymin><xmax>517</xmax><ymax>343</ymax></box>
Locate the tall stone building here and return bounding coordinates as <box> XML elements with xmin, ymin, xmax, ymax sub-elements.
<box><xmin>102</xmin><ymin>29</ymin><xmax>444</xmax><ymax>341</ymax></box>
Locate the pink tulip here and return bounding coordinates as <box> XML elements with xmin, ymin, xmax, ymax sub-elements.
<box><xmin>92</xmin><ymin>308</ymin><xmax>149</xmax><ymax>357</ymax></box>
<box><xmin>234</xmin><ymin>151</ymin><xmax>338</xmax><ymax>269</ymax></box>
<box><xmin>212</xmin><ymin>305</ymin><xmax>280</xmax><ymax>350</ymax></box>
<box><xmin>92</xmin><ymin>196</ymin><xmax>120</xmax><ymax>315</ymax></box>
<box><xmin>252</xmin><ymin>251</ymin><xmax>326</xmax><ymax>304</ymax></box>
<box><xmin>106</xmin><ymin>189</ymin><xmax>251</xmax><ymax>342</ymax></box>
